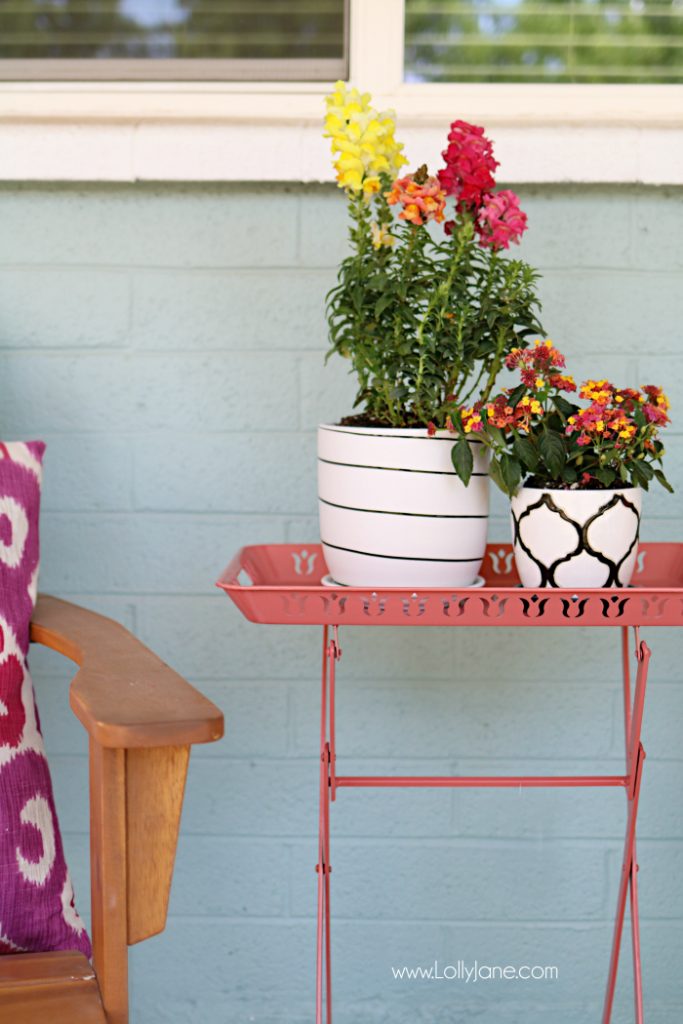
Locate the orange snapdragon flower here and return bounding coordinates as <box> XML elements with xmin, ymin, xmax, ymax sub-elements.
<box><xmin>386</xmin><ymin>165</ymin><xmax>446</xmax><ymax>226</ymax></box>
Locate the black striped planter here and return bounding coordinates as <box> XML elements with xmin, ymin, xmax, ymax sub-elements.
<box><xmin>318</xmin><ymin>424</ymin><xmax>489</xmax><ymax>587</ymax></box>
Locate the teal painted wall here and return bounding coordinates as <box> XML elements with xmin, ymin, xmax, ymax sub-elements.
<box><xmin>1</xmin><ymin>182</ymin><xmax>682</xmax><ymax>1023</ymax></box>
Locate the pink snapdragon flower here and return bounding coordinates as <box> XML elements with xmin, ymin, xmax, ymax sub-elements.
<box><xmin>477</xmin><ymin>190</ymin><xmax>528</xmax><ymax>249</ymax></box>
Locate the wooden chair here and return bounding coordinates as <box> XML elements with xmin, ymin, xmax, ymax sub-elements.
<box><xmin>0</xmin><ymin>595</ymin><xmax>224</xmax><ymax>1024</ymax></box>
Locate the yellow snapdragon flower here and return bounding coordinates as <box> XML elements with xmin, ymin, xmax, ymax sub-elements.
<box><xmin>370</xmin><ymin>222</ymin><xmax>394</xmax><ymax>249</ymax></box>
<box><xmin>324</xmin><ymin>81</ymin><xmax>407</xmax><ymax>196</ymax></box>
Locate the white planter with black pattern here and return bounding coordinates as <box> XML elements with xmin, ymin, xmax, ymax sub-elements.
<box><xmin>318</xmin><ymin>424</ymin><xmax>489</xmax><ymax>587</ymax></box>
<box><xmin>510</xmin><ymin>485</ymin><xmax>642</xmax><ymax>588</ymax></box>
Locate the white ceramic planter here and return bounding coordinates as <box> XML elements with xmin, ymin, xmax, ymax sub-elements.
<box><xmin>318</xmin><ymin>424</ymin><xmax>489</xmax><ymax>587</ymax></box>
<box><xmin>510</xmin><ymin>485</ymin><xmax>642</xmax><ymax>588</ymax></box>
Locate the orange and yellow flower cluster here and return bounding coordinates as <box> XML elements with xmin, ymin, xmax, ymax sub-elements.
<box><xmin>448</xmin><ymin>340</ymin><xmax>672</xmax><ymax>495</ymax></box>
<box><xmin>482</xmin><ymin>393</ymin><xmax>544</xmax><ymax>432</ymax></box>
<box><xmin>468</xmin><ymin>341</ymin><xmax>668</xmax><ymax>464</ymax></box>
<box><xmin>566</xmin><ymin>382</ymin><xmax>670</xmax><ymax>448</ymax></box>
<box><xmin>491</xmin><ymin>345</ymin><xmax>670</xmax><ymax>449</ymax></box>
<box><xmin>386</xmin><ymin>167</ymin><xmax>446</xmax><ymax>226</ymax></box>
<box><xmin>505</xmin><ymin>339</ymin><xmax>569</xmax><ymax>376</ymax></box>
<box><xmin>460</xmin><ymin>407</ymin><xmax>483</xmax><ymax>433</ymax></box>
<box><xmin>503</xmin><ymin>341</ymin><xmax>576</xmax><ymax>397</ymax></box>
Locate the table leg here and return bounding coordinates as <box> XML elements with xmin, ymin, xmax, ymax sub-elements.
<box><xmin>602</xmin><ymin>630</ymin><xmax>650</xmax><ymax>1024</ymax></box>
<box><xmin>316</xmin><ymin>627</ymin><xmax>339</xmax><ymax>1024</ymax></box>
<box><xmin>630</xmin><ymin>851</ymin><xmax>643</xmax><ymax>1023</ymax></box>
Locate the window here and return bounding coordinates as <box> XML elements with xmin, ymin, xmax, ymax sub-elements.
<box><xmin>405</xmin><ymin>0</ymin><xmax>683</xmax><ymax>83</ymax></box>
<box><xmin>0</xmin><ymin>0</ymin><xmax>348</xmax><ymax>80</ymax></box>
<box><xmin>0</xmin><ymin>0</ymin><xmax>681</xmax><ymax>185</ymax></box>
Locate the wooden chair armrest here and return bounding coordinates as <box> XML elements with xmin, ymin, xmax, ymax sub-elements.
<box><xmin>30</xmin><ymin>594</ymin><xmax>224</xmax><ymax>750</ymax></box>
<box><xmin>31</xmin><ymin>594</ymin><xmax>225</xmax><ymax>1015</ymax></box>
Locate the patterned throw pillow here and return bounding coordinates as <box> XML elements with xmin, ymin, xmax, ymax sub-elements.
<box><xmin>0</xmin><ymin>442</ymin><xmax>91</xmax><ymax>956</ymax></box>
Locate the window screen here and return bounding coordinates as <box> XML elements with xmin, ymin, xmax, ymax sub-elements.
<box><xmin>0</xmin><ymin>0</ymin><xmax>348</xmax><ymax>79</ymax></box>
<box><xmin>405</xmin><ymin>0</ymin><xmax>683</xmax><ymax>82</ymax></box>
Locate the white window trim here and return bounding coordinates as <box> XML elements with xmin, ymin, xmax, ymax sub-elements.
<box><xmin>0</xmin><ymin>0</ymin><xmax>681</xmax><ymax>184</ymax></box>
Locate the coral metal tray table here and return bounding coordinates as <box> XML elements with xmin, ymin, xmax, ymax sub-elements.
<box><xmin>217</xmin><ymin>542</ymin><xmax>683</xmax><ymax>1024</ymax></box>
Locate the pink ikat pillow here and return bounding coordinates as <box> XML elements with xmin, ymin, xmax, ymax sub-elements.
<box><xmin>0</xmin><ymin>441</ymin><xmax>90</xmax><ymax>956</ymax></box>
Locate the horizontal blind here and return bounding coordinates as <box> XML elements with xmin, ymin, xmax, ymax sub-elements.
<box><xmin>0</xmin><ymin>0</ymin><xmax>347</xmax><ymax>78</ymax></box>
<box><xmin>405</xmin><ymin>0</ymin><xmax>683</xmax><ymax>82</ymax></box>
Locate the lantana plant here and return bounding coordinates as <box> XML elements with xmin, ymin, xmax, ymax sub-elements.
<box><xmin>323</xmin><ymin>82</ymin><xmax>543</xmax><ymax>428</ymax></box>
<box><xmin>448</xmin><ymin>340</ymin><xmax>673</xmax><ymax>496</ymax></box>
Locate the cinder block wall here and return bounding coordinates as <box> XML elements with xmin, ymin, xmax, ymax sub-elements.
<box><xmin>1</xmin><ymin>182</ymin><xmax>682</xmax><ymax>1023</ymax></box>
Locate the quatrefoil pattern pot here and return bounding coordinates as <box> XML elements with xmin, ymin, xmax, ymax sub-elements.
<box><xmin>510</xmin><ymin>486</ymin><xmax>642</xmax><ymax>588</ymax></box>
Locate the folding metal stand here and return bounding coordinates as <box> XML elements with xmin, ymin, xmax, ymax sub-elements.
<box><xmin>218</xmin><ymin>541</ymin><xmax>683</xmax><ymax>1024</ymax></box>
<box><xmin>316</xmin><ymin>624</ymin><xmax>649</xmax><ymax>1024</ymax></box>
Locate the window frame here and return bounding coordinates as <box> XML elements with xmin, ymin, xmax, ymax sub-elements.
<box><xmin>0</xmin><ymin>58</ymin><xmax>348</xmax><ymax>83</ymax></box>
<box><xmin>0</xmin><ymin>0</ymin><xmax>350</xmax><ymax>82</ymax></box>
<box><xmin>0</xmin><ymin>0</ymin><xmax>681</xmax><ymax>184</ymax></box>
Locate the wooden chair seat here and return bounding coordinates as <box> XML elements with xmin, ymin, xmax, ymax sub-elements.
<box><xmin>0</xmin><ymin>952</ymin><xmax>107</xmax><ymax>1024</ymax></box>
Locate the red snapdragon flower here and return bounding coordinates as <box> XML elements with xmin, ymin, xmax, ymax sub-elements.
<box><xmin>437</xmin><ymin>120</ymin><xmax>498</xmax><ymax>210</ymax></box>
<box><xmin>477</xmin><ymin>190</ymin><xmax>528</xmax><ymax>250</ymax></box>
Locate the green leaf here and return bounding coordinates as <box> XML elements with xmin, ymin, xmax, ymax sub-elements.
<box><xmin>507</xmin><ymin>384</ymin><xmax>526</xmax><ymax>407</ymax></box>
<box><xmin>513</xmin><ymin>435</ymin><xmax>539</xmax><ymax>471</ymax></box>
<box><xmin>500</xmin><ymin>453</ymin><xmax>523</xmax><ymax>496</ymax></box>
<box><xmin>451</xmin><ymin>437</ymin><xmax>474</xmax><ymax>486</ymax></box>
<box><xmin>553</xmin><ymin>395</ymin><xmax>576</xmax><ymax>417</ymax></box>
<box><xmin>486</xmin><ymin>424</ymin><xmax>505</xmax><ymax>446</ymax></box>
<box><xmin>374</xmin><ymin>294</ymin><xmax>393</xmax><ymax>318</ymax></box>
<box><xmin>654</xmin><ymin>468</ymin><xmax>675</xmax><ymax>494</ymax></box>
<box><xmin>562</xmin><ymin>465</ymin><xmax>578</xmax><ymax>483</ymax></box>
<box><xmin>631</xmin><ymin>461</ymin><xmax>653</xmax><ymax>488</ymax></box>
<box><xmin>488</xmin><ymin>457</ymin><xmax>507</xmax><ymax>496</ymax></box>
<box><xmin>630</xmin><ymin>462</ymin><xmax>645</xmax><ymax>487</ymax></box>
<box><xmin>539</xmin><ymin>430</ymin><xmax>566</xmax><ymax>478</ymax></box>
<box><xmin>595</xmin><ymin>466</ymin><xmax>616</xmax><ymax>487</ymax></box>
<box><xmin>630</xmin><ymin>466</ymin><xmax>648</xmax><ymax>491</ymax></box>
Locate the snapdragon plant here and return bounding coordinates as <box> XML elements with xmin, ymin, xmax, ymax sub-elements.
<box><xmin>324</xmin><ymin>83</ymin><xmax>543</xmax><ymax>429</ymax></box>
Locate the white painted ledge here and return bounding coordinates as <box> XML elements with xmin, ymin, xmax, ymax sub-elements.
<box><xmin>1</xmin><ymin>83</ymin><xmax>682</xmax><ymax>184</ymax></box>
